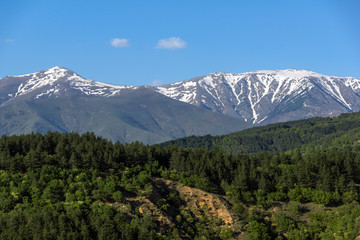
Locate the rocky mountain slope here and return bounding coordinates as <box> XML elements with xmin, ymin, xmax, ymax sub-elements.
<box><xmin>156</xmin><ymin>69</ymin><xmax>360</xmax><ymax>125</ymax></box>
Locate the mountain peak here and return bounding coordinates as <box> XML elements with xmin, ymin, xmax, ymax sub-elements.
<box><xmin>44</xmin><ymin>66</ymin><xmax>69</xmax><ymax>72</ymax></box>
<box><xmin>42</xmin><ymin>66</ymin><xmax>75</xmax><ymax>77</ymax></box>
<box><xmin>209</xmin><ymin>72</ymin><xmax>229</xmax><ymax>76</ymax></box>
<box><xmin>48</xmin><ymin>66</ymin><xmax>67</xmax><ymax>70</ymax></box>
<box><xmin>207</xmin><ymin>69</ymin><xmax>325</xmax><ymax>80</ymax></box>
<box><xmin>1</xmin><ymin>66</ymin><xmax>138</xmax><ymax>100</ymax></box>
<box><xmin>13</xmin><ymin>66</ymin><xmax>73</xmax><ymax>79</ymax></box>
<box><xmin>248</xmin><ymin>69</ymin><xmax>324</xmax><ymax>79</ymax></box>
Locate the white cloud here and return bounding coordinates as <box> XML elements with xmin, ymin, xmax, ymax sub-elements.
<box><xmin>4</xmin><ymin>39</ymin><xmax>14</xmax><ymax>43</ymax></box>
<box><xmin>151</xmin><ymin>79</ymin><xmax>163</xmax><ymax>86</ymax></box>
<box><xmin>111</xmin><ymin>38</ymin><xmax>130</xmax><ymax>48</ymax></box>
<box><xmin>156</xmin><ymin>37</ymin><xmax>187</xmax><ymax>49</ymax></box>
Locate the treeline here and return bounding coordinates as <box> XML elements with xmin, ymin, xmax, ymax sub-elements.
<box><xmin>2</xmin><ymin>132</ymin><xmax>359</xmax><ymax>198</ymax></box>
<box><xmin>161</xmin><ymin>111</ymin><xmax>360</xmax><ymax>154</ymax></box>
<box><xmin>0</xmin><ymin>132</ymin><xmax>171</xmax><ymax>172</ymax></box>
<box><xmin>1</xmin><ymin>132</ymin><xmax>360</xmax><ymax>238</ymax></box>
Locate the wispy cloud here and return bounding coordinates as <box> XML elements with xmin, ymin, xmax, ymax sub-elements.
<box><xmin>156</xmin><ymin>37</ymin><xmax>187</xmax><ymax>49</ymax></box>
<box><xmin>151</xmin><ymin>79</ymin><xmax>163</xmax><ymax>86</ymax></box>
<box><xmin>4</xmin><ymin>39</ymin><xmax>14</xmax><ymax>43</ymax></box>
<box><xmin>110</xmin><ymin>38</ymin><xmax>130</xmax><ymax>48</ymax></box>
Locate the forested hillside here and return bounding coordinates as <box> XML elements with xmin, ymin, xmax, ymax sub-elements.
<box><xmin>0</xmin><ymin>131</ymin><xmax>360</xmax><ymax>239</ymax></box>
<box><xmin>162</xmin><ymin>111</ymin><xmax>360</xmax><ymax>155</ymax></box>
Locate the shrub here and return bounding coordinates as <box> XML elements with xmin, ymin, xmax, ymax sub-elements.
<box><xmin>113</xmin><ymin>191</ymin><xmax>123</xmax><ymax>202</ymax></box>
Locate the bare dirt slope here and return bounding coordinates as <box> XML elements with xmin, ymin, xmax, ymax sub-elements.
<box><xmin>108</xmin><ymin>177</ymin><xmax>239</xmax><ymax>239</ymax></box>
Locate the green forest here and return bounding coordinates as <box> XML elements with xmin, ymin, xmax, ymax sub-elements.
<box><xmin>1</xmin><ymin>111</ymin><xmax>360</xmax><ymax>239</ymax></box>
<box><xmin>162</xmin><ymin>112</ymin><xmax>360</xmax><ymax>155</ymax></box>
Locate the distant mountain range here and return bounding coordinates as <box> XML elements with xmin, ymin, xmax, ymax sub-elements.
<box><xmin>1</xmin><ymin>66</ymin><xmax>359</xmax><ymax>144</ymax></box>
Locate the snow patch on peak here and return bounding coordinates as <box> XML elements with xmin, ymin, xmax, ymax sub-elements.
<box><xmin>15</xmin><ymin>69</ymin><xmax>65</xmax><ymax>97</ymax></box>
<box><xmin>67</xmin><ymin>74</ymin><xmax>135</xmax><ymax>96</ymax></box>
<box><xmin>15</xmin><ymin>66</ymin><xmax>70</xmax><ymax>78</ymax></box>
<box><xmin>202</xmin><ymin>76</ymin><xmax>216</xmax><ymax>88</ymax></box>
<box><xmin>209</xmin><ymin>72</ymin><xmax>225</xmax><ymax>76</ymax></box>
<box><xmin>35</xmin><ymin>86</ymin><xmax>61</xmax><ymax>99</ymax></box>
<box><xmin>183</xmin><ymin>81</ymin><xmax>197</xmax><ymax>88</ymax></box>
<box><xmin>43</xmin><ymin>66</ymin><xmax>69</xmax><ymax>75</ymax></box>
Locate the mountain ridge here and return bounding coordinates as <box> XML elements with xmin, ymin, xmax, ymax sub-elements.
<box><xmin>2</xmin><ymin>66</ymin><xmax>360</xmax><ymax>144</ymax></box>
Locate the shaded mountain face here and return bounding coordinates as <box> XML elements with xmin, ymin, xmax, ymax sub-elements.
<box><xmin>155</xmin><ymin>69</ymin><xmax>360</xmax><ymax>125</ymax></box>
<box><xmin>0</xmin><ymin>67</ymin><xmax>248</xmax><ymax>144</ymax></box>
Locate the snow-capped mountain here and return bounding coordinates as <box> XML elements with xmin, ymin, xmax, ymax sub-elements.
<box><xmin>0</xmin><ymin>67</ymin><xmax>247</xmax><ymax>144</ymax></box>
<box><xmin>155</xmin><ymin>69</ymin><xmax>360</xmax><ymax>125</ymax></box>
<box><xmin>1</xmin><ymin>66</ymin><xmax>360</xmax><ymax>143</ymax></box>
<box><xmin>0</xmin><ymin>66</ymin><xmax>136</xmax><ymax>105</ymax></box>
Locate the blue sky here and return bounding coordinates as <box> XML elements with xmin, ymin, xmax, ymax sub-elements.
<box><xmin>1</xmin><ymin>0</ymin><xmax>359</xmax><ymax>86</ymax></box>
